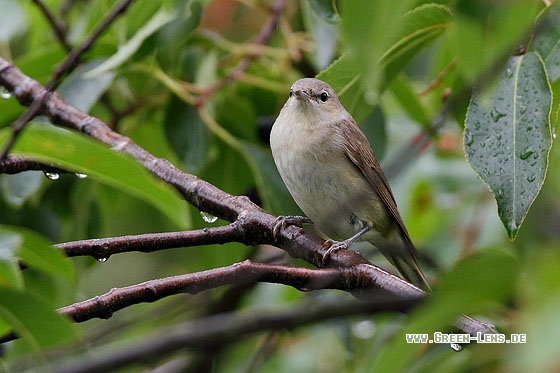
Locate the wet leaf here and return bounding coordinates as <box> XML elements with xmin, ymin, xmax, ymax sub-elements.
<box><xmin>464</xmin><ymin>52</ymin><xmax>552</xmax><ymax>240</ymax></box>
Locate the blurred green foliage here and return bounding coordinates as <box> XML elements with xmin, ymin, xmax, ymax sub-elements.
<box><xmin>0</xmin><ymin>0</ymin><xmax>559</xmax><ymax>371</ymax></box>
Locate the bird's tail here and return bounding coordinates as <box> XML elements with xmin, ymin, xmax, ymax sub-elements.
<box><xmin>375</xmin><ymin>238</ymin><xmax>431</xmax><ymax>292</ymax></box>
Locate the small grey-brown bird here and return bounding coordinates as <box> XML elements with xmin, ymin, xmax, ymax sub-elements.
<box><xmin>270</xmin><ymin>78</ymin><xmax>430</xmax><ymax>291</ymax></box>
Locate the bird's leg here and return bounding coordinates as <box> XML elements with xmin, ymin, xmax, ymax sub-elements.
<box><xmin>272</xmin><ymin>215</ymin><xmax>314</xmax><ymax>241</ymax></box>
<box><xmin>322</xmin><ymin>224</ymin><xmax>372</xmax><ymax>264</ymax></box>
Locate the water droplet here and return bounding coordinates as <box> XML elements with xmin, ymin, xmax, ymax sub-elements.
<box><xmin>519</xmin><ymin>104</ymin><xmax>527</xmax><ymax>114</ymax></box>
<box><xmin>527</xmin><ymin>174</ymin><xmax>536</xmax><ymax>182</ymax></box>
<box><xmin>97</xmin><ymin>257</ymin><xmax>108</xmax><ymax>263</ymax></box>
<box><xmin>450</xmin><ymin>343</ymin><xmax>462</xmax><ymax>352</ymax></box>
<box><xmin>464</xmin><ymin>132</ymin><xmax>474</xmax><ymax>146</ymax></box>
<box><xmin>200</xmin><ymin>211</ymin><xmax>218</xmax><ymax>223</ymax></box>
<box><xmin>495</xmin><ymin>189</ymin><xmax>504</xmax><ymax>199</ymax></box>
<box><xmin>520</xmin><ymin>147</ymin><xmax>534</xmax><ymax>160</ymax></box>
<box><xmin>508</xmin><ymin>220</ymin><xmax>518</xmax><ymax>232</ymax></box>
<box><xmin>505</xmin><ymin>67</ymin><xmax>513</xmax><ymax>78</ymax></box>
<box><xmin>553</xmin><ymin>127</ymin><xmax>557</xmax><ymax>140</ymax></box>
<box><xmin>43</xmin><ymin>171</ymin><xmax>60</xmax><ymax>180</ymax></box>
<box><xmin>490</xmin><ymin>107</ymin><xmax>506</xmax><ymax>122</ymax></box>
<box><xmin>75</xmin><ymin>173</ymin><xmax>88</xmax><ymax>179</ymax></box>
<box><xmin>0</xmin><ymin>87</ymin><xmax>11</xmax><ymax>99</ymax></box>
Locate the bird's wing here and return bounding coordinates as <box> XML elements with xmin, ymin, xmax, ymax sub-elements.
<box><xmin>339</xmin><ymin>117</ymin><xmax>415</xmax><ymax>250</ymax></box>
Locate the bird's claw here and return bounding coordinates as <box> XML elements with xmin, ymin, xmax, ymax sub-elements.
<box><xmin>272</xmin><ymin>215</ymin><xmax>313</xmax><ymax>241</ymax></box>
<box><xmin>321</xmin><ymin>240</ymin><xmax>349</xmax><ymax>265</ymax></box>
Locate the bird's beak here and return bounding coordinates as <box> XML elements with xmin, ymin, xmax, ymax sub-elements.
<box><xmin>294</xmin><ymin>90</ymin><xmax>310</xmax><ymax>100</ymax></box>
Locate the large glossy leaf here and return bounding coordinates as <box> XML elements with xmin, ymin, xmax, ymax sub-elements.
<box><xmin>0</xmin><ymin>125</ymin><xmax>190</xmax><ymax>228</ymax></box>
<box><xmin>464</xmin><ymin>53</ymin><xmax>552</xmax><ymax>240</ymax></box>
<box><xmin>85</xmin><ymin>8</ymin><xmax>176</xmax><ymax>77</ymax></box>
<box><xmin>0</xmin><ymin>226</ymin><xmax>75</xmax><ymax>282</ymax></box>
<box><xmin>0</xmin><ymin>288</ymin><xmax>79</xmax><ymax>349</ymax></box>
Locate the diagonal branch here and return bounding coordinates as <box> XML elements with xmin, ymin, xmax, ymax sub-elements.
<box><xmin>0</xmin><ymin>56</ymin><xmax>496</xmax><ymax>338</ymax></box>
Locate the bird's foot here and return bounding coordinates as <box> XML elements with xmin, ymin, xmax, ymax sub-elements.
<box><xmin>272</xmin><ymin>215</ymin><xmax>313</xmax><ymax>241</ymax></box>
<box><xmin>321</xmin><ymin>239</ymin><xmax>349</xmax><ymax>265</ymax></box>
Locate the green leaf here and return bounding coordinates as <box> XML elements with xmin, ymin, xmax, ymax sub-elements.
<box><xmin>56</xmin><ymin>59</ymin><xmax>116</xmax><ymax>113</ymax></box>
<box><xmin>302</xmin><ymin>0</ymin><xmax>338</xmax><ymax>69</ymax></box>
<box><xmin>0</xmin><ymin>230</ymin><xmax>24</xmax><ymax>288</ymax></box>
<box><xmin>341</xmin><ymin>0</ymin><xmax>416</xmax><ymax>103</ymax></box>
<box><xmin>0</xmin><ymin>125</ymin><xmax>190</xmax><ymax>228</ymax></box>
<box><xmin>0</xmin><ymin>0</ymin><xmax>27</xmax><ymax>42</ymax></box>
<box><xmin>464</xmin><ymin>53</ymin><xmax>552</xmax><ymax>240</ymax></box>
<box><xmin>529</xmin><ymin>2</ymin><xmax>560</xmax><ymax>82</ymax></box>
<box><xmin>307</xmin><ymin>0</ymin><xmax>338</xmax><ymax>24</ymax></box>
<box><xmin>85</xmin><ymin>8</ymin><xmax>177</xmax><ymax>77</ymax></box>
<box><xmin>0</xmin><ymin>288</ymin><xmax>79</xmax><ymax>349</ymax></box>
<box><xmin>389</xmin><ymin>74</ymin><xmax>431</xmax><ymax>128</ymax></box>
<box><xmin>319</xmin><ymin>4</ymin><xmax>451</xmax><ymax>120</ymax></box>
<box><xmin>0</xmin><ymin>172</ymin><xmax>42</xmax><ymax>207</ymax></box>
<box><xmin>449</xmin><ymin>0</ymin><xmax>540</xmax><ymax>83</ymax></box>
<box><xmin>164</xmin><ymin>96</ymin><xmax>209</xmax><ymax>173</ymax></box>
<box><xmin>1</xmin><ymin>226</ymin><xmax>75</xmax><ymax>283</ymax></box>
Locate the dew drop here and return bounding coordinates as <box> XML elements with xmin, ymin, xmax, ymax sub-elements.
<box><xmin>464</xmin><ymin>132</ymin><xmax>474</xmax><ymax>146</ymax></box>
<box><xmin>43</xmin><ymin>171</ymin><xmax>60</xmax><ymax>180</ymax></box>
<box><xmin>450</xmin><ymin>343</ymin><xmax>462</xmax><ymax>352</ymax></box>
<box><xmin>200</xmin><ymin>211</ymin><xmax>218</xmax><ymax>223</ymax></box>
<box><xmin>0</xmin><ymin>87</ymin><xmax>11</xmax><ymax>99</ymax></box>
<box><xmin>520</xmin><ymin>147</ymin><xmax>534</xmax><ymax>160</ymax></box>
<box><xmin>490</xmin><ymin>107</ymin><xmax>506</xmax><ymax>122</ymax></box>
<box><xmin>508</xmin><ymin>220</ymin><xmax>518</xmax><ymax>233</ymax></box>
<box><xmin>97</xmin><ymin>257</ymin><xmax>108</xmax><ymax>263</ymax></box>
<box><xmin>553</xmin><ymin>127</ymin><xmax>557</xmax><ymax>140</ymax></box>
<box><xmin>495</xmin><ymin>189</ymin><xmax>504</xmax><ymax>199</ymax></box>
<box><xmin>527</xmin><ymin>174</ymin><xmax>536</xmax><ymax>182</ymax></box>
<box><xmin>75</xmin><ymin>173</ymin><xmax>88</xmax><ymax>179</ymax></box>
<box><xmin>519</xmin><ymin>104</ymin><xmax>527</xmax><ymax>114</ymax></box>
<box><xmin>505</xmin><ymin>67</ymin><xmax>513</xmax><ymax>78</ymax></box>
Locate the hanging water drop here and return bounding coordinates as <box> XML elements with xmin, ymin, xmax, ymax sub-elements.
<box><xmin>450</xmin><ymin>343</ymin><xmax>462</xmax><ymax>352</ymax></box>
<box><xmin>200</xmin><ymin>211</ymin><xmax>218</xmax><ymax>223</ymax></box>
<box><xmin>75</xmin><ymin>173</ymin><xmax>88</xmax><ymax>179</ymax></box>
<box><xmin>0</xmin><ymin>87</ymin><xmax>11</xmax><ymax>99</ymax></box>
<box><xmin>97</xmin><ymin>257</ymin><xmax>108</xmax><ymax>263</ymax></box>
<box><xmin>44</xmin><ymin>171</ymin><xmax>60</xmax><ymax>180</ymax></box>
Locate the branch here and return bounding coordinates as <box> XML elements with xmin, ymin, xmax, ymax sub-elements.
<box><xmin>58</xmin><ymin>260</ymin><xmax>420</xmax><ymax>323</ymax></box>
<box><xmin>0</xmin><ymin>155</ymin><xmax>65</xmax><ymax>175</ymax></box>
<box><xmin>0</xmin><ymin>56</ymin><xmax>495</xmax><ymax>337</ymax></box>
<box><xmin>0</xmin><ymin>0</ymin><xmax>134</xmax><ymax>159</ymax></box>
<box><xmin>54</xmin><ymin>223</ymin><xmax>246</xmax><ymax>260</ymax></box>
<box><xmin>53</xmin><ymin>296</ymin><xmax>419</xmax><ymax>373</ymax></box>
<box><xmin>31</xmin><ymin>0</ymin><xmax>72</xmax><ymax>51</ymax></box>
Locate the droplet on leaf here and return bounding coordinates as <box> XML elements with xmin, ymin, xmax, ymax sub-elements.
<box><xmin>200</xmin><ymin>211</ymin><xmax>218</xmax><ymax>223</ymax></box>
<box><xmin>43</xmin><ymin>171</ymin><xmax>60</xmax><ymax>180</ymax></box>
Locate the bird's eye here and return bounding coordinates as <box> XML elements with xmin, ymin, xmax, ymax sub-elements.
<box><xmin>319</xmin><ymin>91</ymin><xmax>328</xmax><ymax>102</ymax></box>
<box><xmin>289</xmin><ymin>89</ymin><xmax>293</xmax><ymax>97</ymax></box>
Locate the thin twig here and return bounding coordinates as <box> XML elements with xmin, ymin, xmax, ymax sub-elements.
<box><xmin>31</xmin><ymin>0</ymin><xmax>72</xmax><ymax>51</ymax></box>
<box><xmin>194</xmin><ymin>0</ymin><xmax>286</xmax><ymax>107</ymax></box>
<box><xmin>0</xmin><ymin>0</ymin><xmax>134</xmax><ymax>160</ymax></box>
<box><xmin>55</xmin><ymin>223</ymin><xmax>245</xmax><ymax>260</ymax></box>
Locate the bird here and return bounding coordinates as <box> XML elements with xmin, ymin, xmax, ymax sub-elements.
<box><xmin>269</xmin><ymin>77</ymin><xmax>430</xmax><ymax>291</ymax></box>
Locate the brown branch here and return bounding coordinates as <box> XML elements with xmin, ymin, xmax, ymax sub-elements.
<box><xmin>57</xmin><ymin>260</ymin><xmax>391</xmax><ymax>323</ymax></box>
<box><xmin>53</xmin><ymin>296</ymin><xmax>421</xmax><ymax>373</ymax></box>
<box><xmin>0</xmin><ymin>155</ymin><xmax>65</xmax><ymax>175</ymax></box>
<box><xmin>0</xmin><ymin>56</ymin><xmax>496</xmax><ymax>338</ymax></box>
<box><xmin>54</xmin><ymin>223</ymin><xmax>246</xmax><ymax>260</ymax></box>
<box><xmin>32</xmin><ymin>0</ymin><xmax>72</xmax><ymax>51</ymax></box>
<box><xmin>0</xmin><ymin>0</ymin><xmax>134</xmax><ymax>160</ymax></box>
